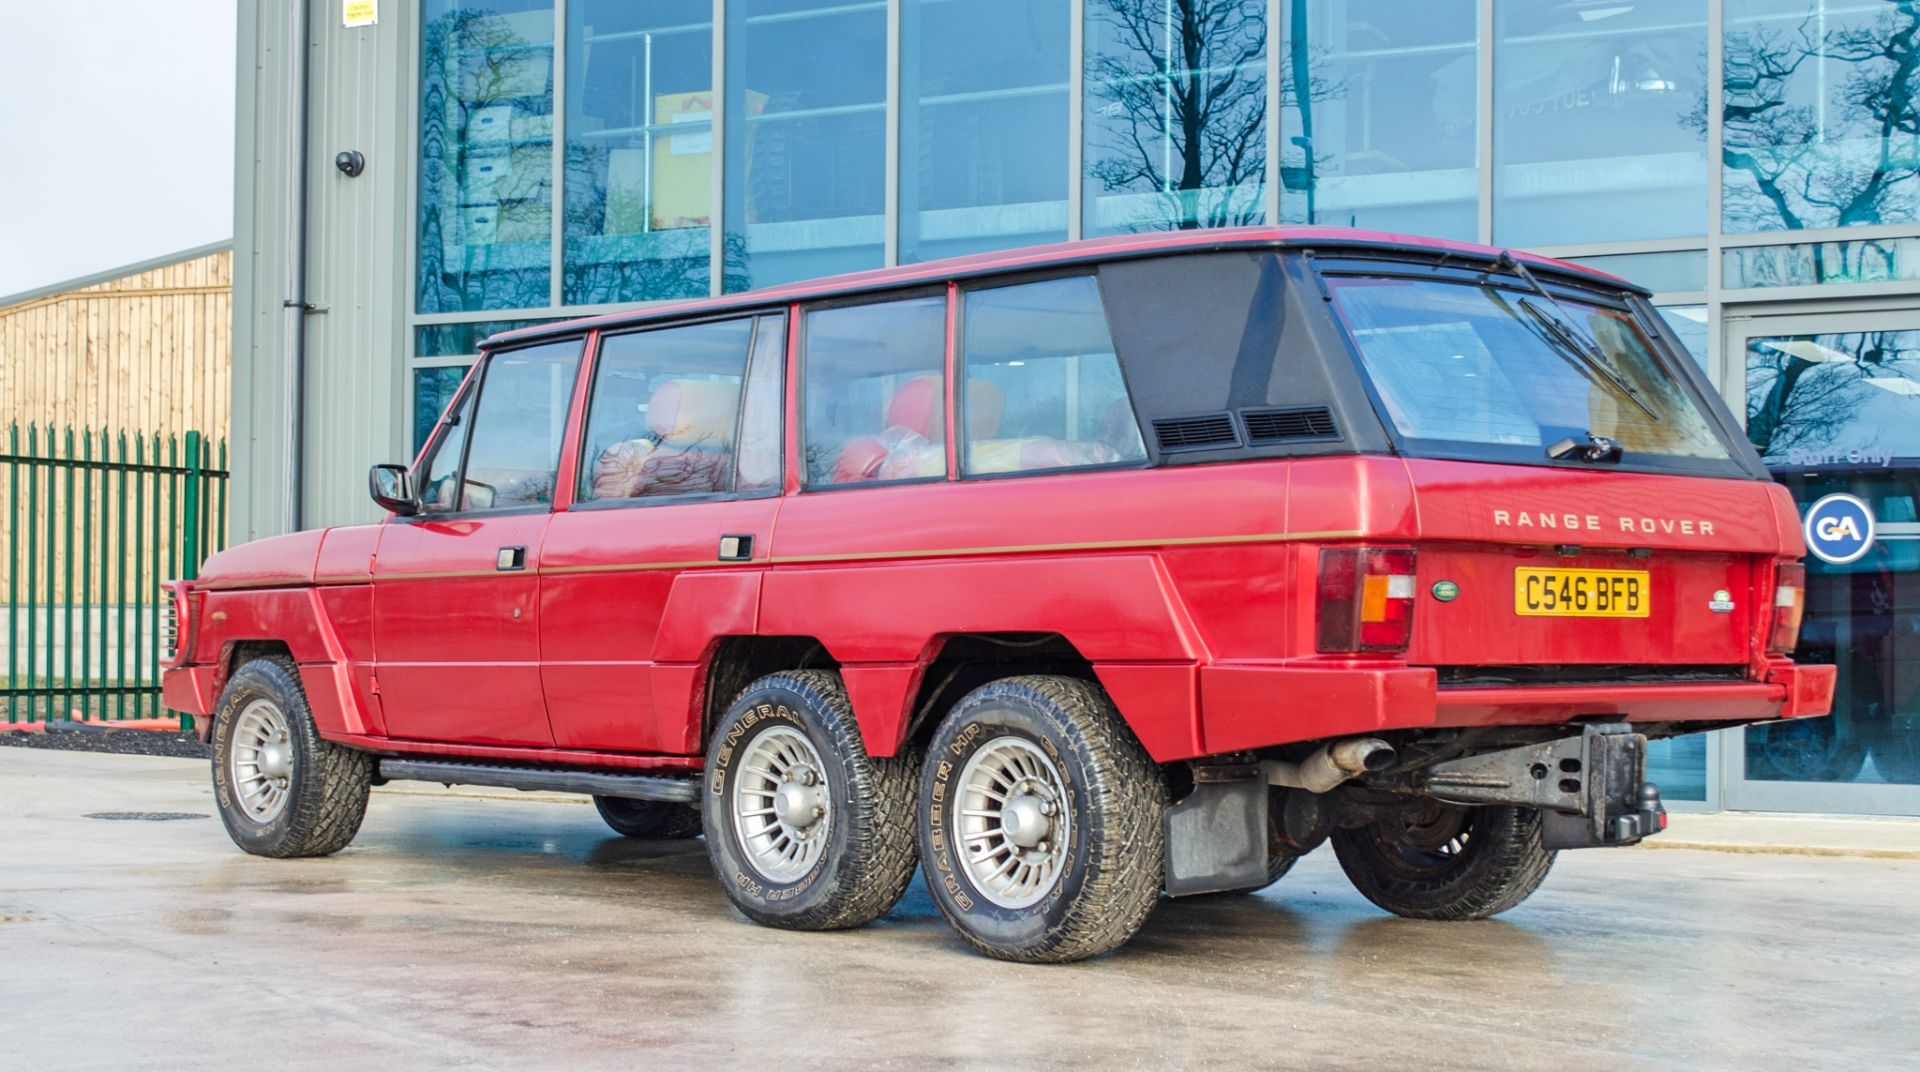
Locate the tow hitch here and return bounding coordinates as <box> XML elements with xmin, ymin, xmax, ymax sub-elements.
<box><xmin>1417</xmin><ymin>723</ymin><xmax>1668</xmax><ymax>849</ymax></box>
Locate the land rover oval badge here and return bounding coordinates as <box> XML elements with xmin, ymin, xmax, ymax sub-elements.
<box><xmin>1432</xmin><ymin>580</ymin><xmax>1460</xmax><ymax>602</ymax></box>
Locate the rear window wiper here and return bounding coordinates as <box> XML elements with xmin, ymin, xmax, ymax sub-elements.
<box><xmin>1547</xmin><ymin>434</ymin><xmax>1624</xmax><ymax>463</ymax></box>
<box><xmin>1494</xmin><ymin>253</ymin><xmax>1660</xmax><ymax>422</ymax></box>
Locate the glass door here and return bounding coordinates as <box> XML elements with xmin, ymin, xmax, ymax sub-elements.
<box><xmin>1723</xmin><ymin>311</ymin><xmax>1920</xmax><ymax>815</ymax></box>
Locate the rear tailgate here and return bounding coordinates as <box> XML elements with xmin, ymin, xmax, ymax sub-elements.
<box><xmin>1401</xmin><ymin>459</ymin><xmax>1793</xmax><ymax>670</ymax></box>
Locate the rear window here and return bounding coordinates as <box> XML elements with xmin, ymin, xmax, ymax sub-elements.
<box><xmin>1326</xmin><ymin>276</ymin><xmax>1733</xmax><ymax>469</ymax></box>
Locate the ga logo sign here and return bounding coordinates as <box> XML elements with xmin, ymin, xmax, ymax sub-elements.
<box><xmin>1803</xmin><ymin>493</ymin><xmax>1875</xmax><ymax>565</ymax></box>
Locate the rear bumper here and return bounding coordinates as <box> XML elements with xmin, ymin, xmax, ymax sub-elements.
<box><xmin>1200</xmin><ymin>660</ymin><xmax>1836</xmax><ymax>754</ymax></box>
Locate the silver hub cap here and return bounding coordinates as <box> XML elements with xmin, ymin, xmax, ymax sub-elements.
<box><xmin>956</xmin><ymin>736</ymin><xmax>1071</xmax><ymax>909</ymax></box>
<box><xmin>732</xmin><ymin>726</ymin><xmax>831</xmax><ymax>882</ymax></box>
<box><xmin>230</xmin><ymin>698</ymin><xmax>293</xmax><ymax>824</ymax></box>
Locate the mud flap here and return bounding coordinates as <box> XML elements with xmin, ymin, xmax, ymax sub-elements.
<box><xmin>1420</xmin><ymin>723</ymin><xmax>1668</xmax><ymax>849</ymax></box>
<box><xmin>1163</xmin><ymin>774</ymin><xmax>1268</xmax><ymax>896</ymax></box>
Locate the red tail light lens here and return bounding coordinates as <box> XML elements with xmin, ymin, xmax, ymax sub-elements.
<box><xmin>1317</xmin><ymin>548</ymin><xmax>1417</xmax><ymax>653</ymax></box>
<box><xmin>1768</xmin><ymin>561</ymin><xmax>1805</xmax><ymax>655</ymax></box>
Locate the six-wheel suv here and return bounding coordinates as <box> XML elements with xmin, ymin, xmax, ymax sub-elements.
<box><xmin>163</xmin><ymin>227</ymin><xmax>1834</xmax><ymax>962</ymax></box>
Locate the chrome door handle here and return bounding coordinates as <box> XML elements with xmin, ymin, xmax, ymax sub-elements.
<box><xmin>496</xmin><ymin>546</ymin><xmax>526</xmax><ymax>571</ymax></box>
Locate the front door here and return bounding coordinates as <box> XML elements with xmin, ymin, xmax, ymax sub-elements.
<box><xmin>540</xmin><ymin>313</ymin><xmax>787</xmax><ymax>754</ymax></box>
<box><xmin>1724</xmin><ymin>311</ymin><xmax>1920</xmax><ymax>815</ymax></box>
<box><xmin>373</xmin><ymin>339</ymin><xmax>585</xmax><ymax>746</ymax></box>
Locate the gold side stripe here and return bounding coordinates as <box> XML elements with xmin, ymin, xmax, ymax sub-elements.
<box><xmin>764</xmin><ymin>530</ymin><xmax>1365</xmax><ymax>565</ymax></box>
<box><xmin>195</xmin><ymin>531</ymin><xmax>1364</xmax><ymax>589</ymax></box>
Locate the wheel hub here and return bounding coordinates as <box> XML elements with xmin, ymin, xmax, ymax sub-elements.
<box><xmin>774</xmin><ymin>775</ymin><xmax>825</xmax><ymax>831</ymax></box>
<box><xmin>229</xmin><ymin>698</ymin><xmax>294</xmax><ymax>824</ymax></box>
<box><xmin>954</xmin><ymin>736</ymin><xmax>1072</xmax><ymax>909</ymax></box>
<box><xmin>1001</xmin><ymin>793</ymin><xmax>1052</xmax><ymax>848</ymax></box>
<box><xmin>258</xmin><ymin>740</ymin><xmax>292</xmax><ymax>782</ymax></box>
<box><xmin>731</xmin><ymin>727</ymin><xmax>833</xmax><ymax>882</ymax></box>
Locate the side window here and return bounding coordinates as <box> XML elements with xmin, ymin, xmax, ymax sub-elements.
<box><xmin>736</xmin><ymin>315</ymin><xmax>787</xmax><ymax>492</ymax></box>
<box><xmin>803</xmin><ymin>295</ymin><xmax>947</xmax><ymax>486</ymax></box>
<box><xmin>417</xmin><ymin>379</ymin><xmax>477</xmax><ymax>512</ymax></box>
<box><xmin>578</xmin><ymin>318</ymin><xmax>755</xmax><ymax>502</ymax></box>
<box><xmin>959</xmin><ymin>276</ymin><xmax>1146</xmax><ymax>476</ymax></box>
<box><xmin>459</xmin><ymin>339</ymin><xmax>584</xmax><ymax>510</ymax></box>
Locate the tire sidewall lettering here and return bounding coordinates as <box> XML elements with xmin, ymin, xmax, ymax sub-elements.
<box><xmin>926</xmin><ymin>710</ymin><xmax>1087</xmax><ymax>930</ymax></box>
<box><xmin>711</xmin><ymin>701</ymin><xmax>832</xmax><ymax>901</ymax></box>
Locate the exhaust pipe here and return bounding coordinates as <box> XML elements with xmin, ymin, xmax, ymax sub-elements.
<box><xmin>1262</xmin><ymin>737</ymin><xmax>1397</xmax><ymax>794</ymax></box>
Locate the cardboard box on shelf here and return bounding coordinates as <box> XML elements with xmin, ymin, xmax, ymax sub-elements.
<box><xmin>469</xmin><ymin>104</ymin><xmax>513</xmax><ymax>144</ymax></box>
<box><xmin>462</xmin><ymin>146</ymin><xmax>548</xmax><ymax>205</ymax></box>
<box><xmin>650</xmin><ymin>91</ymin><xmax>714</xmax><ymax>230</ymax></box>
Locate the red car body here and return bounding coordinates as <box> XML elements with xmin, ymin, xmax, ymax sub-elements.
<box><xmin>163</xmin><ymin>226</ymin><xmax>1833</xmax><ymax>785</ymax></box>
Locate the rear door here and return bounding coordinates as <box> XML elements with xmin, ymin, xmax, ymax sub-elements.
<box><xmin>1320</xmin><ymin>264</ymin><xmax>1783</xmax><ymax>672</ymax></box>
<box><xmin>540</xmin><ymin>313</ymin><xmax>787</xmax><ymax>754</ymax></box>
<box><xmin>372</xmin><ymin>339</ymin><xmax>584</xmax><ymax>745</ymax></box>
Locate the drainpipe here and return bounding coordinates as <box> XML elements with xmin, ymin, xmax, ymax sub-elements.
<box><xmin>278</xmin><ymin>0</ymin><xmax>313</xmax><ymax>533</ymax></box>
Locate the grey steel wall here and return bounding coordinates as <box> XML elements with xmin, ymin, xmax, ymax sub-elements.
<box><xmin>232</xmin><ymin>1</ymin><xmax>412</xmax><ymax>542</ymax></box>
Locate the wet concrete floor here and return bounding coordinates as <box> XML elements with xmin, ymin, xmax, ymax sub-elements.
<box><xmin>3</xmin><ymin>747</ymin><xmax>1916</xmax><ymax>1071</ymax></box>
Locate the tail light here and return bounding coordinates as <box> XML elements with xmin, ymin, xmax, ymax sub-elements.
<box><xmin>1767</xmin><ymin>561</ymin><xmax>1805</xmax><ymax>655</ymax></box>
<box><xmin>1317</xmin><ymin>547</ymin><xmax>1417</xmax><ymax>654</ymax></box>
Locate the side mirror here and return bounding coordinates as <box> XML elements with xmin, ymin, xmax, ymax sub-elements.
<box><xmin>368</xmin><ymin>463</ymin><xmax>420</xmax><ymax>516</ymax></box>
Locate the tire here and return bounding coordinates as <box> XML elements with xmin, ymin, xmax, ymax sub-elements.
<box><xmin>1331</xmin><ymin>803</ymin><xmax>1553</xmax><ymax>921</ymax></box>
<box><xmin>701</xmin><ymin>670</ymin><xmax>918</xmax><ymax>931</ymax></box>
<box><xmin>917</xmin><ymin>675</ymin><xmax>1167</xmax><ymax>963</ymax></box>
<box><xmin>210</xmin><ymin>655</ymin><xmax>372</xmax><ymax>858</ymax></box>
<box><xmin>593</xmin><ymin>796</ymin><xmax>703</xmax><ymax>839</ymax></box>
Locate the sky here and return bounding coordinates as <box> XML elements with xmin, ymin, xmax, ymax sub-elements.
<box><xmin>0</xmin><ymin>0</ymin><xmax>235</xmax><ymax>299</ymax></box>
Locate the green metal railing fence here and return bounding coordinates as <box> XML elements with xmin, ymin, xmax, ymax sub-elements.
<box><xmin>2</xmin><ymin>424</ymin><xmax>227</xmax><ymax>724</ymax></box>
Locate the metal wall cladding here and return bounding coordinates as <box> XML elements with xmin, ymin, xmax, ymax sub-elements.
<box><xmin>234</xmin><ymin>2</ymin><xmax>411</xmax><ymax>541</ymax></box>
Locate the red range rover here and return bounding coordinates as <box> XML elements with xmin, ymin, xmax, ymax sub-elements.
<box><xmin>163</xmin><ymin>227</ymin><xmax>1834</xmax><ymax>962</ymax></box>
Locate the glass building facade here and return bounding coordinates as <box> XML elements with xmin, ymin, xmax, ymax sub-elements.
<box><xmin>393</xmin><ymin>0</ymin><xmax>1920</xmax><ymax>815</ymax></box>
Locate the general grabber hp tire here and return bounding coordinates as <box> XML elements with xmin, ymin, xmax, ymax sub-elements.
<box><xmin>210</xmin><ymin>655</ymin><xmax>372</xmax><ymax>858</ymax></box>
<box><xmin>701</xmin><ymin>670</ymin><xmax>918</xmax><ymax>930</ymax></box>
<box><xmin>593</xmin><ymin>796</ymin><xmax>703</xmax><ymax>839</ymax></box>
<box><xmin>1331</xmin><ymin>802</ymin><xmax>1554</xmax><ymax>921</ymax></box>
<box><xmin>919</xmin><ymin>675</ymin><xmax>1167</xmax><ymax>963</ymax></box>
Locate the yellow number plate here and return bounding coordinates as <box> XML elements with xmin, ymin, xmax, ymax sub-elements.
<box><xmin>1513</xmin><ymin>568</ymin><xmax>1650</xmax><ymax>618</ymax></box>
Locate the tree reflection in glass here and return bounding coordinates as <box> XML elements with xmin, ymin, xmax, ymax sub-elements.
<box><xmin>1711</xmin><ymin>0</ymin><xmax>1920</xmax><ymax>234</ymax></box>
<box><xmin>1084</xmin><ymin>0</ymin><xmax>1268</xmax><ymax>233</ymax></box>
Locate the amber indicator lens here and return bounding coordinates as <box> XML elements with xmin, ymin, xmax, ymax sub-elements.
<box><xmin>1317</xmin><ymin>547</ymin><xmax>1417</xmax><ymax>653</ymax></box>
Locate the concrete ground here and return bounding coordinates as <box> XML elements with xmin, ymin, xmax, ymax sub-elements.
<box><xmin>3</xmin><ymin>749</ymin><xmax>1917</xmax><ymax>1072</ymax></box>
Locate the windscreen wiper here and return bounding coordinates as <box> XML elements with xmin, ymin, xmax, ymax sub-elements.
<box><xmin>1547</xmin><ymin>434</ymin><xmax>1624</xmax><ymax>463</ymax></box>
<box><xmin>1490</xmin><ymin>253</ymin><xmax>1661</xmax><ymax>422</ymax></box>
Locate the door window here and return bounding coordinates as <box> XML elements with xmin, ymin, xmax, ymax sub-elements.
<box><xmin>417</xmin><ymin>378</ymin><xmax>478</xmax><ymax>512</ymax></box>
<box><xmin>455</xmin><ymin>339</ymin><xmax>585</xmax><ymax>511</ymax></box>
<box><xmin>802</xmin><ymin>295</ymin><xmax>947</xmax><ymax>486</ymax></box>
<box><xmin>577</xmin><ymin>316</ymin><xmax>781</xmax><ymax>502</ymax></box>
<box><xmin>959</xmin><ymin>276</ymin><xmax>1145</xmax><ymax>476</ymax></box>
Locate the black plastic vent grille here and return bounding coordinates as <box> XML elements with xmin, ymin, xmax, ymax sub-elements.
<box><xmin>1242</xmin><ymin>406</ymin><xmax>1338</xmax><ymax>443</ymax></box>
<box><xmin>1152</xmin><ymin>414</ymin><xmax>1239</xmax><ymax>451</ymax></box>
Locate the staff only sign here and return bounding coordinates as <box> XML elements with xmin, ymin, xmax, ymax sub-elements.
<box><xmin>1803</xmin><ymin>493</ymin><xmax>1876</xmax><ymax>564</ymax></box>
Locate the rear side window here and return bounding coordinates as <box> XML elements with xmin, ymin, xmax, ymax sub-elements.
<box><xmin>439</xmin><ymin>339</ymin><xmax>583</xmax><ymax>511</ymax></box>
<box><xmin>802</xmin><ymin>295</ymin><xmax>947</xmax><ymax>487</ymax></box>
<box><xmin>959</xmin><ymin>277</ymin><xmax>1146</xmax><ymax>476</ymax></box>
<box><xmin>577</xmin><ymin>316</ymin><xmax>774</xmax><ymax>503</ymax></box>
<box><xmin>1326</xmin><ymin>276</ymin><xmax>1733</xmax><ymax>468</ymax></box>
